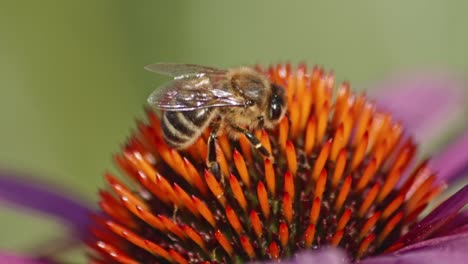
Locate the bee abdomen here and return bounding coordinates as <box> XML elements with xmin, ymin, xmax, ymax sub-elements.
<box><xmin>161</xmin><ymin>108</ymin><xmax>213</xmax><ymax>149</ymax></box>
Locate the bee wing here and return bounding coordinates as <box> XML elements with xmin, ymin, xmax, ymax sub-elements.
<box><xmin>147</xmin><ymin>76</ymin><xmax>246</xmax><ymax>111</ymax></box>
<box><xmin>144</xmin><ymin>63</ymin><xmax>228</xmax><ymax>79</ymax></box>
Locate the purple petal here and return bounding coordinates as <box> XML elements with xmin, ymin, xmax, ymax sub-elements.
<box><xmin>430</xmin><ymin>129</ymin><xmax>468</xmax><ymax>182</ymax></box>
<box><xmin>289</xmin><ymin>249</ymin><xmax>349</xmax><ymax>264</ymax></box>
<box><xmin>361</xmin><ymin>235</ymin><xmax>468</xmax><ymax>264</ymax></box>
<box><xmin>395</xmin><ymin>231</ymin><xmax>468</xmax><ymax>254</ymax></box>
<box><xmin>395</xmin><ymin>184</ymin><xmax>468</xmax><ymax>246</ymax></box>
<box><xmin>256</xmin><ymin>248</ymin><xmax>350</xmax><ymax>264</ymax></box>
<box><xmin>432</xmin><ymin>210</ymin><xmax>468</xmax><ymax>237</ymax></box>
<box><xmin>0</xmin><ymin>171</ymin><xmax>93</xmax><ymax>239</ymax></box>
<box><xmin>370</xmin><ymin>71</ymin><xmax>465</xmax><ymax>146</ymax></box>
<box><xmin>0</xmin><ymin>252</ymin><xmax>48</xmax><ymax>264</ymax></box>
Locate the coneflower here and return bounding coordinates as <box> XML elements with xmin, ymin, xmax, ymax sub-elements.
<box><xmin>86</xmin><ymin>64</ymin><xmax>462</xmax><ymax>263</ymax></box>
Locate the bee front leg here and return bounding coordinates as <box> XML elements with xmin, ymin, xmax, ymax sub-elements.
<box><xmin>232</xmin><ymin>125</ymin><xmax>272</xmax><ymax>160</ymax></box>
<box><xmin>207</xmin><ymin>121</ymin><xmax>222</xmax><ymax>181</ymax></box>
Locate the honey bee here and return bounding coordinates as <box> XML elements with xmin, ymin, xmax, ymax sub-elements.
<box><xmin>146</xmin><ymin>63</ymin><xmax>287</xmax><ymax>176</ymax></box>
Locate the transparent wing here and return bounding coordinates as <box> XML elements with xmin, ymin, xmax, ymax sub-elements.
<box><xmin>147</xmin><ymin>75</ymin><xmax>246</xmax><ymax>111</ymax></box>
<box><xmin>144</xmin><ymin>63</ymin><xmax>228</xmax><ymax>79</ymax></box>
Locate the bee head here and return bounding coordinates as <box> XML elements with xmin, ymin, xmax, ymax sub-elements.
<box><xmin>267</xmin><ymin>83</ymin><xmax>287</xmax><ymax>123</ymax></box>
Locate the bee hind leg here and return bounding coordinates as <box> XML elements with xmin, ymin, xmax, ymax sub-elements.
<box><xmin>206</xmin><ymin>122</ymin><xmax>222</xmax><ymax>181</ymax></box>
<box><xmin>232</xmin><ymin>125</ymin><xmax>273</xmax><ymax>160</ymax></box>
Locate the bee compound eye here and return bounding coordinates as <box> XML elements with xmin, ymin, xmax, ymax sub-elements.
<box><xmin>269</xmin><ymin>94</ymin><xmax>284</xmax><ymax>121</ymax></box>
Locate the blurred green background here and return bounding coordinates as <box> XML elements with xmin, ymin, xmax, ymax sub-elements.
<box><xmin>0</xmin><ymin>0</ymin><xmax>467</xmax><ymax>261</ymax></box>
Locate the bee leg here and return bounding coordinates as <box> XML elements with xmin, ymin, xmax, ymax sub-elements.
<box><xmin>257</xmin><ymin>115</ymin><xmax>265</xmax><ymax>129</ymax></box>
<box><xmin>207</xmin><ymin>122</ymin><xmax>222</xmax><ymax>181</ymax></box>
<box><xmin>232</xmin><ymin>125</ymin><xmax>272</xmax><ymax>159</ymax></box>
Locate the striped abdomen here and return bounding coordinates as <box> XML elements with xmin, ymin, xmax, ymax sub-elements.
<box><xmin>161</xmin><ymin>108</ymin><xmax>215</xmax><ymax>149</ymax></box>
